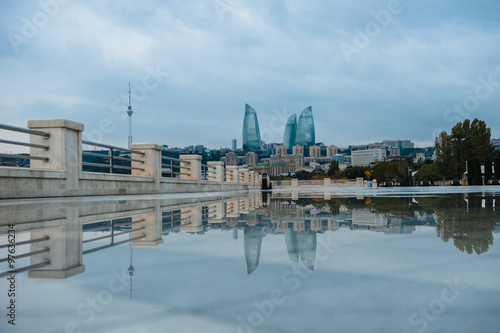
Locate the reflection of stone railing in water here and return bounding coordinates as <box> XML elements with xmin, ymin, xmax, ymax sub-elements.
<box><xmin>0</xmin><ymin>193</ymin><xmax>264</xmax><ymax>279</ymax></box>
<box><xmin>0</xmin><ymin>119</ymin><xmax>261</xmax><ymax>199</ymax></box>
<box><xmin>272</xmin><ymin>178</ymin><xmax>366</xmax><ymax>189</ymax></box>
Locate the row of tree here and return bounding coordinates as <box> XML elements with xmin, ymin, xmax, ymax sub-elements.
<box><xmin>435</xmin><ymin>118</ymin><xmax>496</xmax><ymax>181</ymax></box>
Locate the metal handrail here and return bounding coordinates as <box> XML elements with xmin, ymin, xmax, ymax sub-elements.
<box><xmin>161</xmin><ymin>163</ymin><xmax>190</xmax><ymax>170</ymax></box>
<box><xmin>83</xmin><ymin>234</ymin><xmax>146</xmax><ymax>254</ymax></box>
<box><xmin>0</xmin><ymin>248</ymin><xmax>49</xmax><ymax>263</ymax></box>
<box><xmin>82</xmin><ymin>152</ymin><xmax>144</xmax><ymax>165</ymax></box>
<box><xmin>82</xmin><ymin>140</ymin><xmax>145</xmax><ymax>156</ymax></box>
<box><xmin>83</xmin><ymin>226</ymin><xmax>146</xmax><ymax>243</ymax></box>
<box><xmin>0</xmin><ymin>153</ymin><xmax>49</xmax><ymax>162</ymax></box>
<box><xmin>0</xmin><ymin>259</ymin><xmax>50</xmax><ymax>278</ymax></box>
<box><xmin>82</xmin><ymin>162</ymin><xmax>145</xmax><ymax>171</ymax></box>
<box><xmin>0</xmin><ymin>123</ymin><xmax>50</xmax><ymax>138</ymax></box>
<box><xmin>82</xmin><ymin>219</ymin><xmax>145</xmax><ymax>231</ymax></box>
<box><xmin>0</xmin><ymin>139</ymin><xmax>49</xmax><ymax>150</ymax></box>
<box><xmin>0</xmin><ymin>236</ymin><xmax>49</xmax><ymax>249</ymax></box>
<box><xmin>161</xmin><ymin>156</ymin><xmax>191</xmax><ymax>164</ymax></box>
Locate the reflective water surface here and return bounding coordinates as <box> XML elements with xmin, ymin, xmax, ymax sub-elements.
<box><xmin>1</xmin><ymin>188</ymin><xmax>500</xmax><ymax>333</ymax></box>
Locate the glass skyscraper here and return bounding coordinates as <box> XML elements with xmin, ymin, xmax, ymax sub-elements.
<box><xmin>283</xmin><ymin>114</ymin><xmax>297</xmax><ymax>152</ymax></box>
<box><xmin>242</xmin><ymin>104</ymin><xmax>263</xmax><ymax>152</ymax></box>
<box><xmin>295</xmin><ymin>106</ymin><xmax>315</xmax><ymax>147</ymax></box>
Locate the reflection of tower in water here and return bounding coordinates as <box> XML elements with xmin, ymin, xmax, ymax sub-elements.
<box><xmin>285</xmin><ymin>227</ymin><xmax>316</xmax><ymax>271</ymax></box>
<box><xmin>243</xmin><ymin>223</ymin><xmax>318</xmax><ymax>275</ymax></box>
<box><xmin>128</xmin><ymin>244</ymin><xmax>134</xmax><ymax>300</ymax></box>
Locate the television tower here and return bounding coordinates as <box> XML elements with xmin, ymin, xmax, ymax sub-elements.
<box><xmin>127</xmin><ymin>83</ymin><xmax>133</xmax><ymax>149</ymax></box>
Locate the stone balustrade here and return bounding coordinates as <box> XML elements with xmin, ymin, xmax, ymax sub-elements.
<box><xmin>0</xmin><ymin>119</ymin><xmax>260</xmax><ymax>199</ymax></box>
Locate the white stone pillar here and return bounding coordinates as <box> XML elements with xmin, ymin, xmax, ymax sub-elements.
<box><xmin>323</xmin><ymin>178</ymin><xmax>331</xmax><ymax>187</ymax></box>
<box><xmin>180</xmin><ymin>204</ymin><xmax>203</xmax><ymax>233</ymax></box>
<box><xmin>291</xmin><ymin>179</ymin><xmax>298</xmax><ymax>187</ymax></box>
<box><xmin>28</xmin><ymin>207</ymin><xmax>84</xmax><ymax>279</ymax></box>
<box><xmin>28</xmin><ymin>119</ymin><xmax>84</xmax><ymax>192</ymax></box>
<box><xmin>240</xmin><ymin>168</ymin><xmax>250</xmax><ymax>184</ymax></box>
<box><xmin>180</xmin><ymin>155</ymin><xmax>202</xmax><ymax>184</ymax></box>
<box><xmin>208</xmin><ymin>202</ymin><xmax>224</xmax><ymax>223</ymax></box>
<box><xmin>226</xmin><ymin>166</ymin><xmax>239</xmax><ymax>184</ymax></box>
<box><xmin>131</xmin><ymin>143</ymin><xmax>162</xmax><ymax>188</ymax></box>
<box><xmin>357</xmin><ymin>177</ymin><xmax>364</xmax><ymax>187</ymax></box>
<box><xmin>208</xmin><ymin>161</ymin><xmax>224</xmax><ymax>184</ymax></box>
<box><xmin>131</xmin><ymin>201</ymin><xmax>163</xmax><ymax>247</ymax></box>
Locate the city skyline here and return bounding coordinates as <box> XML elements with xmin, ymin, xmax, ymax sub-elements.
<box><xmin>1</xmin><ymin>1</ymin><xmax>499</xmax><ymax>150</ymax></box>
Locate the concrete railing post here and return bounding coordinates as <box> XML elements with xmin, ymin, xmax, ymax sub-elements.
<box><xmin>28</xmin><ymin>119</ymin><xmax>84</xmax><ymax>192</ymax></box>
<box><xmin>357</xmin><ymin>177</ymin><xmax>364</xmax><ymax>187</ymax></box>
<box><xmin>249</xmin><ymin>171</ymin><xmax>256</xmax><ymax>187</ymax></box>
<box><xmin>324</xmin><ymin>178</ymin><xmax>331</xmax><ymax>187</ymax></box>
<box><xmin>226</xmin><ymin>166</ymin><xmax>239</xmax><ymax>184</ymax></box>
<box><xmin>180</xmin><ymin>155</ymin><xmax>202</xmax><ymax>184</ymax></box>
<box><xmin>131</xmin><ymin>201</ymin><xmax>163</xmax><ymax>247</ymax></box>
<box><xmin>180</xmin><ymin>203</ymin><xmax>203</xmax><ymax>233</ymax></box>
<box><xmin>208</xmin><ymin>161</ymin><xmax>224</xmax><ymax>184</ymax></box>
<box><xmin>240</xmin><ymin>168</ymin><xmax>250</xmax><ymax>184</ymax></box>
<box><xmin>208</xmin><ymin>201</ymin><xmax>224</xmax><ymax>223</ymax></box>
<box><xmin>131</xmin><ymin>143</ymin><xmax>162</xmax><ymax>189</ymax></box>
<box><xmin>28</xmin><ymin>207</ymin><xmax>84</xmax><ymax>279</ymax></box>
<box><xmin>291</xmin><ymin>179</ymin><xmax>298</xmax><ymax>187</ymax></box>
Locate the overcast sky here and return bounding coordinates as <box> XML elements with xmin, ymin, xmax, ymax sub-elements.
<box><xmin>1</xmin><ymin>0</ymin><xmax>499</xmax><ymax>150</ymax></box>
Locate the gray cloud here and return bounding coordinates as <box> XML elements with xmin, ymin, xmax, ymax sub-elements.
<box><xmin>1</xmin><ymin>0</ymin><xmax>499</xmax><ymax>149</ymax></box>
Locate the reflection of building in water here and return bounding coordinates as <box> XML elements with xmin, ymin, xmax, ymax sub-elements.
<box><xmin>285</xmin><ymin>228</ymin><xmax>316</xmax><ymax>271</ymax></box>
<box><xmin>351</xmin><ymin>209</ymin><xmax>388</xmax><ymax>229</ymax></box>
<box><xmin>244</xmin><ymin>225</ymin><xmax>265</xmax><ymax>274</ymax></box>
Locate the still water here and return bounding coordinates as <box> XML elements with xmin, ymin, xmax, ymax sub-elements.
<box><xmin>1</xmin><ymin>188</ymin><xmax>500</xmax><ymax>333</ymax></box>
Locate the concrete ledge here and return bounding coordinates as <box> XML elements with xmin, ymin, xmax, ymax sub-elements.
<box><xmin>28</xmin><ymin>265</ymin><xmax>85</xmax><ymax>279</ymax></box>
<box><xmin>28</xmin><ymin>119</ymin><xmax>84</xmax><ymax>131</ymax></box>
<box><xmin>0</xmin><ymin>167</ymin><xmax>66</xmax><ymax>179</ymax></box>
<box><xmin>131</xmin><ymin>239</ymin><xmax>164</xmax><ymax>247</ymax></box>
<box><xmin>80</xmin><ymin>172</ymin><xmax>153</xmax><ymax>182</ymax></box>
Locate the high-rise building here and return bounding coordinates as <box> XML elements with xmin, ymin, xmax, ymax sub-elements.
<box><xmin>245</xmin><ymin>151</ymin><xmax>259</xmax><ymax>165</ymax></box>
<box><xmin>283</xmin><ymin>114</ymin><xmax>297</xmax><ymax>151</ymax></box>
<box><xmin>231</xmin><ymin>138</ymin><xmax>237</xmax><ymax>151</ymax></box>
<box><xmin>276</xmin><ymin>144</ymin><xmax>287</xmax><ymax>156</ymax></box>
<box><xmin>225</xmin><ymin>151</ymin><xmax>238</xmax><ymax>166</ymax></box>
<box><xmin>242</xmin><ymin>104</ymin><xmax>263</xmax><ymax>152</ymax></box>
<box><xmin>383</xmin><ymin>140</ymin><xmax>414</xmax><ymax>149</ymax></box>
<box><xmin>326</xmin><ymin>145</ymin><xmax>338</xmax><ymax>157</ymax></box>
<box><xmin>351</xmin><ymin>149</ymin><xmax>386</xmax><ymax>166</ymax></box>
<box><xmin>295</xmin><ymin>106</ymin><xmax>315</xmax><ymax>147</ymax></box>
<box><xmin>309</xmin><ymin>145</ymin><xmax>321</xmax><ymax>158</ymax></box>
<box><xmin>293</xmin><ymin>145</ymin><xmax>304</xmax><ymax>156</ymax></box>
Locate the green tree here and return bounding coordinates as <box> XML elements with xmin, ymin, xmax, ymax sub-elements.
<box><xmin>326</xmin><ymin>160</ymin><xmax>339</xmax><ymax>177</ymax></box>
<box><xmin>415</xmin><ymin>163</ymin><xmax>439</xmax><ymax>182</ymax></box>
<box><xmin>451</xmin><ymin>118</ymin><xmax>494</xmax><ymax>175</ymax></box>
<box><xmin>344</xmin><ymin>166</ymin><xmax>370</xmax><ymax>179</ymax></box>
<box><xmin>434</xmin><ymin>131</ymin><xmax>455</xmax><ymax>180</ymax></box>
